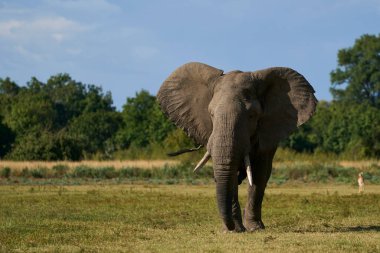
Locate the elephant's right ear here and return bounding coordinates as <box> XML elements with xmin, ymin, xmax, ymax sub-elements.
<box><xmin>157</xmin><ymin>62</ymin><xmax>223</xmax><ymax>145</ymax></box>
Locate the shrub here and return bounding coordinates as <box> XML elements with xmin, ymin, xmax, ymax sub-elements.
<box><xmin>20</xmin><ymin>168</ymin><xmax>30</xmax><ymax>177</ymax></box>
<box><xmin>30</xmin><ymin>167</ymin><xmax>48</xmax><ymax>178</ymax></box>
<box><xmin>119</xmin><ymin>167</ymin><xmax>141</xmax><ymax>178</ymax></box>
<box><xmin>71</xmin><ymin>166</ymin><xmax>117</xmax><ymax>179</ymax></box>
<box><xmin>52</xmin><ymin>164</ymin><xmax>69</xmax><ymax>177</ymax></box>
<box><xmin>1</xmin><ymin>167</ymin><xmax>11</xmax><ymax>178</ymax></box>
<box><xmin>71</xmin><ymin>166</ymin><xmax>94</xmax><ymax>178</ymax></box>
<box><xmin>92</xmin><ymin>167</ymin><xmax>117</xmax><ymax>179</ymax></box>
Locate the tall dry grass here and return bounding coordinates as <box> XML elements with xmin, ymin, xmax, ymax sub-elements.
<box><xmin>273</xmin><ymin>160</ymin><xmax>380</xmax><ymax>169</ymax></box>
<box><xmin>0</xmin><ymin>160</ymin><xmax>178</xmax><ymax>171</ymax></box>
<box><xmin>1</xmin><ymin>159</ymin><xmax>379</xmax><ymax>171</ymax></box>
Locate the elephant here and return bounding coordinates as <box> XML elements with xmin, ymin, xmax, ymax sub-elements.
<box><xmin>157</xmin><ymin>62</ymin><xmax>317</xmax><ymax>232</ymax></box>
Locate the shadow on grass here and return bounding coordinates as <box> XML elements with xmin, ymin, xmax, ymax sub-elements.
<box><xmin>290</xmin><ymin>225</ymin><xmax>380</xmax><ymax>233</ymax></box>
<box><xmin>337</xmin><ymin>225</ymin><xmax>380</xmax><ymax>232</ymax></box>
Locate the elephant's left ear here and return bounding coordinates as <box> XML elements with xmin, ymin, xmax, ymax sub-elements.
<box><xmin>251</xmin><ymin>67</ymin><xmax>318</xmax><ymax>150</ymax></box>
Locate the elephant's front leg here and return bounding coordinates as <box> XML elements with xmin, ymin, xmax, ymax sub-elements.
<box><xmin>232</xmin><ymin>178</ymin><xmax>245</xmax><ymax>232</ymax></box>
<box><xmin>244</xmin><ymin>148</ymin><xmax>276</xmax><ymax>232</ymax></box>
<box><xmin>244</xmin><ymin>182</ymin><xmax>266</xmax><ymax>231</ymax></box>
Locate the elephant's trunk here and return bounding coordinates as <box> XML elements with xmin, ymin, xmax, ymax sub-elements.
<box><xmin>209</xmin><ymin>104</ymin><xmax>249</xmax><ymax>230</ymax></box>
<box><xmin>213</xmin><ymin>163</ymin><xmax>238</xmax><ymax>230</ymax></box>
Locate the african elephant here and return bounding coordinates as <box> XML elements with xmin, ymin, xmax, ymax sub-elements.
<box><xmin>157</xmin><ymin>62</ymin><xmax>317</xmax><ymax>232</ymax></box>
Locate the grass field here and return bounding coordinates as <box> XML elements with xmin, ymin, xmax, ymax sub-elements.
<box><xmin>1</xmin><ymin>183</ymin><xmax>380</xmax><ymax>252</ymax></box>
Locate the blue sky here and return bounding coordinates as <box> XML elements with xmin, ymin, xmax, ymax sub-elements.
<box><xmin>0</xmin><ymin>0</ymin><xmax>379</xmax><ymax>110</ymax></box>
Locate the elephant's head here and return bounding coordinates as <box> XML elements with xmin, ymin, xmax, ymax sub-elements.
<box><xmin>157</xmin><ymin>62</ymin><xmax>317</xmax><ymax>230</ymax></box>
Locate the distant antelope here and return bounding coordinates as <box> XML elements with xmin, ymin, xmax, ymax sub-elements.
<box><xmin>358</xmin><ymin>172</ymin><xmax>364</xmax><ymax>193</ymax></box>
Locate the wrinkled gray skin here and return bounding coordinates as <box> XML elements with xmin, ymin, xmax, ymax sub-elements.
<box><xmin>157</xmin><ymin>62</ymin><xmax>317</xmax><ymax>232</ymax></box>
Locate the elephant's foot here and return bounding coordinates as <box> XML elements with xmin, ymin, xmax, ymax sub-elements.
<box><xmin>233</xmin><ymin>220</ymin><xmax>246</xmax><ymax>233</ymax></box>
<box><xmin>243</xmin><ymin>209</ymin><xmax>265</xmax><ymax>232</ymax></box>
<box><xmin>243</xmin><ymin>220</ymin><xmax>265</xmax><ymax>232</ymax></box>
<box><xmin>222</xmin><ymin>225</ymin><xmax>246</xmax><ymax>233</ymax></box>
<box><xmin>221</xmin><ymin>220</ymin><xmax>246</xmax><ymax>233</ymax></box>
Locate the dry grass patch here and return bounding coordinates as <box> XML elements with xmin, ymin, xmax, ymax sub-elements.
<box><xmin>273</xmin><ymin>160</ymin><xmax>380</xmax><ymax>169</ymax></box>
<box><xmin>1</xmin><ymin>159</ymin><xmax>379</xmax><ymax>171</ymax></box>
<box><xmin>0</xmin><ymin>160</ymin><xmax>178</xmax><ymax>171</ymax></box>
<box><xmin>339</xmin><ymin>160</ymin><xmax>380</xmax><ymax>169</ymax></box>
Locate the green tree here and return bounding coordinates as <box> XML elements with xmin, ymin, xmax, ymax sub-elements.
<box><xmin>308</xmin><ymin>101</ymin><xmax>380</xmax><ymax>158</ymax></box>
<box><xmin>1</xmin><ymin>74</ymin><xmax>119</xmax><ymax>160</ymax></box>
<box><xmin>0</xmin><ymin>78</ymin><xmax>19</xmax><ymax>158</ymax></box>
<box><xmin>282</xmin><ymin>34</ymin><xmax>380</xmax><ymax>158</ymax></box>
<box><xmin>5</xmin><ymin>92</ymin><xmax>57</xmax><ymax>135</ymax></box>
<box><xmin>0</xmin><ymin>77</ymin><xmax>20</xmax><ymax>117</ymax></box>
<box><xmin>7</xmin><ymin>130</ymin><xmax>64</xmax><ymax>160</ymax></box>
<box><xmin>117</xmin><ymin>90</ymin><xmax>174</xmax><ymax>148</ymax></box>
<box><xmin>0</xmin><ymin>115</ymin><xmax>15</xmax><ymax>158</ymax></box>
<box><xmin>344</xmin><ymin>103</ymin><xmax>380</xmax><ymax>157</ymax></box>
<box><xmin>163</xmin><ymin>128</ymin><xmax>195</xmax><ymax>151</ymax></box>
<box><xmin>330</xmin><ymin>34</ymin><xmax>380</xmax><ymax>108</ymax></box>
<box><xmin>280</xmin><ymin>122</ymin><xmax>316</xmax><ymax>152</ymax></box>
<box><xmin>319</xmin><ymin>103</ymin><xmax>352</xmax><ymax>154</ymax></box>
<box><xmin>44</xmin><ymin>74</ymin><xmax>115</xmax><ymax>127</ymax></box>
<box><xmin>67</xmin><ymin>111</ymin><xmax>121</xmax><ymax>158</ymax></box>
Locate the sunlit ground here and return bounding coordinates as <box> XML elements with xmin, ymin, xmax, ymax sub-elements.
<box><xmin>1</xmin><ymin>183</ymin><xmax>379</xmax><ymax>252</ymax></box>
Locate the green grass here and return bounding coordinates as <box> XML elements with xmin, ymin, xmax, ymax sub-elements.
<box><xmin>1</xmin><ymin>184</ymin><xmax>379</xmax><ymax>252</ymax></box>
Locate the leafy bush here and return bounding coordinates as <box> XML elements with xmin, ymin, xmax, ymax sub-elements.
<box><xmin>52</xmin><ymin>164</ymin><xmax>69</xmax><ymax>177</ymax></box>
<box><xmin>92</xmin><ymin>167</ymin><xmax>117</xmax><ymax>179</ymax></box>
<box><xmin>71</xmin><ymin>166</ymin><xmax>117</xmax><ymax>179</ymax></box>
<box><xmin>30</xmin><ymin>167</ymin><xmax>48</xmax><ymax>178</ymax></box>
<box><xmin>71</xmin><ymin>166</ymin><xmax>95</xmax><ymax>178</ymax></box>
<box><xmin>0</xmin><ymin>167</ymin><xmax>11</xmax><ymax>178</ymax></box>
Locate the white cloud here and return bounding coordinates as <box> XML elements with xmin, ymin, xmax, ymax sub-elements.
<box><xmin>0</xmin><ymin>20</ymin><xmax>23</xmax><ymax>37</ymax></box>
<box><xmin>0</xmin><ymin>16</ymin><xmax>87</xmax><ymax>42</ymax></box>
<box><xmin>43</xmin><ymin>0</ymin><xmax>121</xmax><ymax>13</ymax></box>
<box><xmin>32</xmin><ymin>16</ymin><xmax>79</xmax><ymax>31</ymax></box>
<box><xmin>0</xmin><ymin>15</ymin><xmax>89</xmax><ymax>63</ymax></box>
<box><xmin>52</xmin><ymin>33</ymin><xmax>64</xmax><ymax>42</ymax></box>
<box><xmin>14</xmin><ymin>45</ymin><xmax>44</xmax><ymax>62</ymax></box>
<box><xmin>0</xmin><ymin>1</ymin><xmax>120</xmax><ymax>63</ymax></box>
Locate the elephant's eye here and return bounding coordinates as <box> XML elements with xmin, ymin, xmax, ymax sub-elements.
<box><xmin>242</xmin><ymin>91</ymin><xmax>252</xmax><ymax>101</ymax></box>
<box><xmin>248</xmin><ymin>110</ymin><xmax>256</xmax><ymax>119</ymax></box>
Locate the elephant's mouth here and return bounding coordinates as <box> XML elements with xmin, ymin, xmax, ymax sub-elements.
<box><xmin>193</xmin><ymin>151</ymin><xmax>252</xmax><ymax>186</ymax></box>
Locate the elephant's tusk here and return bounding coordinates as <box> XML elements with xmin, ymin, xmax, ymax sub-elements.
<box><xmin>244</xmin><ymin>155</ymin><xmax>253</xmax><ymax>186</ymax></box>
<box><xmin>193</xmin><ymin>151</ymin><xmax>211</xmax><ymax>174</ymax></box>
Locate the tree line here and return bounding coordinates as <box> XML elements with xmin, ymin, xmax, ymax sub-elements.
<box><xmin>0</xmin><ymin>34</ymin><xmax>379</xmax><ymax>160</ymax></box>
<box><xmin>282</xmin><ymin>34</ymin><xmax>380</xmax><ymax>158</ymax></box>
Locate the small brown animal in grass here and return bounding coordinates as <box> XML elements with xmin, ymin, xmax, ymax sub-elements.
<box><xmin>358</xmin><ymin>172</ymin><xmax>364</xmax><ymax>193</ymax></box>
